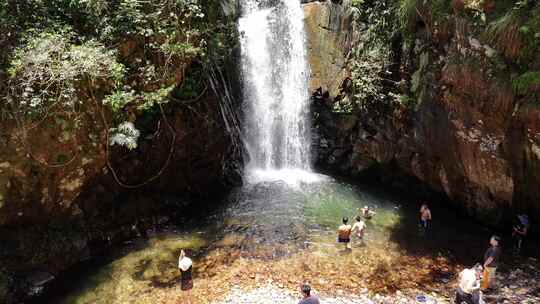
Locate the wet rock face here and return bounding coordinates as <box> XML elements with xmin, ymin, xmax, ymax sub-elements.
<box><xmin>307</xmin><ymin>3</ymin><xmax>540</xmax><ymax>226</ymax></box>
<box><xmin>0</xmin><ymin>113</ymin><xmax>107</xmax><ymax>227</ymax></box>
<box><xmin>303</xmin><ymin>1</ymin><xmax>357</xmax><ymax>98</ymax></box>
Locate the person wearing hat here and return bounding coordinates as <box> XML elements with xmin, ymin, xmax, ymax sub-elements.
<box><xmin>481</xmin><ymin>235</ymin><xmax>501</xmax><ymax>291</ymax></box>
<box><xmin>178</xmin><ymin>250</ymin><xmax>193</xmax><ymax>304</ymax></box>
<box><xmin>298</xmin><ymin>283</ymin><xmax>320</xmax><ymax>304</ymax></box>
<box><xmin>512</xmin><ymin>214</ymin><xmax>529</xmax><ymax>254</ymax></box>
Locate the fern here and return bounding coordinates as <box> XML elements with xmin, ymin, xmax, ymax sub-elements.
<box><xmin>485</xmin><ymin>11</ymin><xmax>523</xmax><ymax>59</ymax></box>
<box><xmin>109</xmin><ymin>121</ymin><xmax>140</xmax><ymax>150</ymax></box>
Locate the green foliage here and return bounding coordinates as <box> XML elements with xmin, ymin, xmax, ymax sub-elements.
<box><xmin>354</xmin><ymin>0</ymin><xmax>399</xmax><ymax>49</ymax></box>
<box><xmin>350</xmin><ymin>49</ymin><xmax>388</xmax><ymax>108</ymax></box>
<box><xmin>161</xmin><ymin>41</ymin><xmax>201</xmax><ymax>58</ymax></box>
<box><xmin>398</xmin><ymin>0</ymin><xmax>426</xmax><ymax>34</ymax></box>
<box><xmin>2</xmin><ymin>0</ymin><xmax>235</xmax><ymax>126</ymax></box>
<box><xmin>484</xmin><ymin>0</ymin><xmax>540</xmax><ymax>62</ymax></box>
<box><xmin>103</xmin><ymin>90</ymin><xmax>136</xmax><ymax>113</ymax></box>
<box><xmin>138</xmin><ymin>86</ymin><xmax>175</xmax><ymax>111</ymax></box>
<box><xmin>396</xmin><ymin>94</ymin><xmax>416</xmax><ymax>107</ymax></box>
<box><xmin>347</xmin><ymin>0</ymin><xmax>401</xmax><ymax>111</ymax></box>
<box><xmin>513</xmin><ymin>71</ymin><xmax>540</xmax><ymax>96</ymax></box>
<box><xmin>431</xmin><ymin>0</ymin><xmax>452</xmax><ymax>22</ymax></box>
<box><xmin>173</xmin><ymin>67</ymin><xmax>206</xmax><ymax>100</ymax></box>
<box><xmin>519</xmin><ymin>4</ymin><xmax>540</xmax><ymax>63</ymax></box>
<box><xmin>7</xmin><ymin>30</ymin><xmax>124</xmax><ymax>112</ymax></box>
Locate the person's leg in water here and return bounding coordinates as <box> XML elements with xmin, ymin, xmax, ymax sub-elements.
<box><xmin>344</xmin><ymin>237</ymin><xmax>351</xmax><ymax>250</ymax></box>
<box><xmin>359</xmin><ymin>233</ymin><xmax>365</xmax><ymax>247</ymax></box>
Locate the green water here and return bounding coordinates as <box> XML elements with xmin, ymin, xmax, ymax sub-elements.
<box><xmin>43</xmin><ymin>176</ymin><xmax>491</xmax><ymax>303</ymax></box>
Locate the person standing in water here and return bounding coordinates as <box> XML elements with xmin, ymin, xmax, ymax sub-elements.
<box><xmin>298</xmin><ymin>283</ymin><xmax>320</xmax><ymax>304</ymax></box>
<box><xmin>351</xmin><ymin>216</ymin><xmax>366</xmax><ymax>245</ymax></box>
<box><xmin>420</xmin><ymin>204</ymin><xmax>432</xmax><ymax>235</ymax></box>
<box><xmin>482</xmin><ymin>236</ymin><xmax>501</xmax><ymax>291</ymax></box>
<box><xmin>338</xmin><ymin>217</ymin><xmax>352</xmax><ymax>250</ymax></box>
<box><xmin>360</xmin><ymin>206</ymin><xmax>376</xmax><ymax>220</ymax></box>
<box><xmin>178</xmin><ymin>249</ymin><xmax>193</xmax><ymax>304</ymax></box>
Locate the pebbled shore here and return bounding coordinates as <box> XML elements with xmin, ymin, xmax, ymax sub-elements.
<box><xmin>214</xmin><ymin>285</ymin><xmax>442</xmax><ymax>304</ymax></box>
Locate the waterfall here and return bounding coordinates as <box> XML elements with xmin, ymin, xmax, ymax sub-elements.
<box><xmin>239</xmin><ymin>0</ymin><xmax>316</xmax><ymax>183</ymax></box>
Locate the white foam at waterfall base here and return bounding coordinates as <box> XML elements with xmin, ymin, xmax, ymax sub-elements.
<box><xmin>246</xmin><ymin>168</ymin><xmax>329</xmax><ymax>187</ymax></box>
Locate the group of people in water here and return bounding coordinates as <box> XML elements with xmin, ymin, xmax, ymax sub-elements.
<box><xmin>337</xmin><ymin>205</ymin><xmax>374</xmax><ymax>249</ymax></box>
<box><xmin>176</xmin><ymin>202</ymin><xmax>530</xmax><ymax>304</ymax></box>
<box><xmin>337</xmin><ymin>203</ymin><xmax>432</xmax><ymax>250</ymax></box>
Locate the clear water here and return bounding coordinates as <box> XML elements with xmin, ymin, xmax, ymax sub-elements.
<box><xmin>44</xmin><ymin>177</ymin><xmax>497</xmax><ymax>304</ymax></box>
<box><xmin>240</xmin><ymin>0</ymin><xmax>312</xmax><ymax>172</ymax></box>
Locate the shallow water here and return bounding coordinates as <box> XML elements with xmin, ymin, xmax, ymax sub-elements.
<box><xmin>42</xmin><ymin>175</ymin><xmax>507</xmax><ymax>303</ymax></box>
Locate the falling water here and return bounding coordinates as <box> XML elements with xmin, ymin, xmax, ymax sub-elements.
<box><xmin>239</xmin><ymin>0</ymin><xmax>315</xmax><ymax>183</ymax></box>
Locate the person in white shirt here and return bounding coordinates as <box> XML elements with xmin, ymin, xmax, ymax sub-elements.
<box><xmin>178</xmin><ymin>250</ymin><xmax>193</xmax><ymax>304</ymax></box>
<box><xmin>455</xmin><ymin>264</ymin><xmax>483</xmax><ymax>304</ymax></box>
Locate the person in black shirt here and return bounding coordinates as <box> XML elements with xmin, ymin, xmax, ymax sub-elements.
<box><xmin>512</xmin><ymin>214</ymin><xmax>529</xmax><ymax>255</ymax></box>
<box><xmin>481</xmin><ymin>235</ymin><xmax>500</xmax><ymax>291</ymax></box>
<box><xmin>298</xmin><ymin>284</ymin><xmax>320</xmax><ymax>304</ymax></box>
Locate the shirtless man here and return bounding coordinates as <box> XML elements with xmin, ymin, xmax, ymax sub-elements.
<box><xmin>420</xmin><ymin>204</ymin><xmax>432</xmax><ymax>235</ymax></box>
<box><xmin>360</xmin><ymin>206</ymin><xmax>376</xmax><ymax>220</ymax></box>
<box><xmin>338</xmin><ymin>217</ymin><xmax>352</xmax><ymax>250</ymax></box>
<box><xmin>351</xmin><ymin>216</ymin><xmax>366</xmax><ymax>245</ymax></box>
<box><xmin>455</xmin><ymin>264</ymin><xmax>483</xmax><ymax>304</ymax></box>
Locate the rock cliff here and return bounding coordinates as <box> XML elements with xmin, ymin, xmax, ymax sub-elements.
<box><xmin>305</xmin><ymin>0</ymin><xmax>540</xmax><ymax>227</ymax></box>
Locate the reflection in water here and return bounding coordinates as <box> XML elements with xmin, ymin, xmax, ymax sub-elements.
<box><xmin>49</xmin><ymin>177</ymin><xmax>475</xmax><ymax>303</ymax></box>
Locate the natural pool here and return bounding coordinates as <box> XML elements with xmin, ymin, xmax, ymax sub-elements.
<box><xmin>38</xmin><ymin>175</ymin><xmax>530</xmax><ymax>303</ymax></box>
